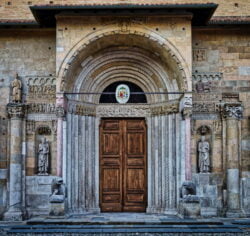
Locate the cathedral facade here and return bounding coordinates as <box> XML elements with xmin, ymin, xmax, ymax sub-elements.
<box><xmin>0</xmin><ymin>0</ymin><xmax>250</xmax><ymax>220</ymax></box>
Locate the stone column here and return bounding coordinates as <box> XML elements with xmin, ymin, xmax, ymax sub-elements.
<box><xmin>56</xmin><ymin>95</ymin><xmax>66</xmax><ymax>177</ymax></box>
<box><xmin>181</xmin><ymin>94</ymin><xmax>192</xmax><ymax>181</ymax></box>
<box><xmin>223</xmin><ymin>103</ymin><xmax>243</xmax><ymax>217</ymax></box>
<box><xmin>4</xmin><ymin>103</ymin><xmax>25</xmax><ymax>221</ymax></box>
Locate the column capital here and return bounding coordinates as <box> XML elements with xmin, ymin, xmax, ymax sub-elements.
<box><xmin>7</xmin><ymin>103</ymin><xmax>26</xmax><ymax>119</ymax></box>
<box><xmin>182</xmin><ymin>108</ymin><xmax>192</xmax><ymax>119</ymax></box>
<box><xmin>56</xmin><ymin>106</ymin><xmax>66</xmax><ymax>118</ymax></box>
<box><xmin>180</xmin><ymin>94</ymin><xmax>192</xmax><ymax>120</ymax></box>
<box><xmin>223</xmin><ymin>103</ymin><xmax>243</xmax><ymax>119</ymax></box>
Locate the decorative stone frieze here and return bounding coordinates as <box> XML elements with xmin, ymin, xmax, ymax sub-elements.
<box><xmin>223</xmin><ymin>104</ymin><xmax>243</xmax><ymax>119</ymax></box>
<box><xmin>192</xmin><ymin>72</ymin><xmax>223</xmax><ymax>82</ymax></box>
<box><xmin>7</xmin><ymin>103</ymin><xmax>26</xmax><ymax>119</ymax></box>
<box><xmin>27</xmin><ymin>103</ymin><xmax>56</xmax><ymax>114</ymax></box>
<box><xmin>151</xmin><ymin>102</ymin><xmax>179</xmax><ymax>116</ymax></box>
<box><xmin>193</xmin><ymin>103</ymin><xmax>219</xmax><ymax>113</ymax></box>
<box><xmin>96</xmin><ymin>105</ymin><xmax>151</xmax><ymax>117</ymax></box>
<box><xmin>68</xmin><ymin>102</ymin><xmax>96</xmax><ymax>116</ymax></box>
<box><xmin>193</xmin><ymin>93</ymin><xmax>221</xmax><ymax>102</ymax></box>
<box><xmin>27</xmin><ymin>77</ymin><xmax>56</xmax><ymax>100</ymax></box>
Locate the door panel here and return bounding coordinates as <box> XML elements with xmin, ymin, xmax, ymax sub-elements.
<box><xmin>100</xmin><ymin>119</ymin><xmax>147</xmax><ymax>212</ymax></box>
<box><xmin>100</xmin><ymin>119</ymin><xmax>122</xmax><ymax>212</ymax></box>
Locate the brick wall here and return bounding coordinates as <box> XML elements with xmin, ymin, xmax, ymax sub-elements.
<box><xmin>0</xmin><ymin>0</ymin><xmax>250</xmax><ymax>20</ymax></box>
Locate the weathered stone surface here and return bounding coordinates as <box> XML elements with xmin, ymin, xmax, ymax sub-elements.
<box><xmin>179</xmin><ymin>201</ymin><xmax>201</xmax><ymax>218</ymax></box>
<box><xmin>49</xmin><ymin>202</ymin><xmax>65</xmax><ymax>216</ymax></box>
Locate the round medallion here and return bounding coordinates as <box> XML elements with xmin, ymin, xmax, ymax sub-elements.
<box><xmin>115</xmin><ymin>84</ymin><xmax>130</xmax><ymax>104</ymax></box>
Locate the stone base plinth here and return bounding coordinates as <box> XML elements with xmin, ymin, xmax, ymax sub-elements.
<box><xmin>49</xmin><ymin>202</ymin><xmax>65</xmax><ymax>216</ymax></box>
<box><xmin>4</xmin><ymin>209</ymin><xmax>23</xmax><ymax>221</ymax></box>
<box><xmin>179</xmin><ymin>201</ymin><xmax>200</xmax><ymax>218</ymax></box>
<box><xmin>226</xmin><ymin>209</ymin><xmax>243</xmax><ymax>218</ymax></box>
<box><xmin>201</xmin><ymin>207</ymin><xmax>217</xmax><ymax>217</ymax></box>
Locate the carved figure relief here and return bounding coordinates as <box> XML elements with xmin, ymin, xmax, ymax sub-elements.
<box><xmin>193</xmin><ymin>49</ymin><xmax>206</xmax><ymax>62</ymax></box>
<box><xmin>37</xmin><ymin>137</ymin><xmax>50</xmax><ymax>175</ymax></box>
<box><xmin>195</xmin><ymin>79</ymin><xmax>211</xmax><ymax>93</ymax></box>
<box><xmin>198</xmin><ymin>135</ymin><xmax>210</xmax><ymax>173</ymax></box>
<box><xmin>27</xmin><ymin>77</ymin><xmax>56</xmax><ymax>100</ymax></box>
<box><xmin>50</xmin><ymin>178</ymin><xmax>66</xmax><ymax>203</ymax></box>
<box><xmin>11</xmin><ymin>73</ymin><xmax>22</xmax><ymax>103</ymax></box>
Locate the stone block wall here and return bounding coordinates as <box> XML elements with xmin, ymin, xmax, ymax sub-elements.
<box><xmin>25</xmin><ymin>176</ymin><xmax>56</xmax><ymax>217</ymax></box>
<box><xmin>192</xmin><ymin>29</ymin><xmax>250</xmax><ymax>217</ymax></box>
<box><xmin>192</xmin><ymin>29</ymin><xmax>250</xmax><ymax>176</ymax></box>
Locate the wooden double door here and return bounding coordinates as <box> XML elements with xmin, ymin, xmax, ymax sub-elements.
<box><xmin>100</xmin><ymin>119</ymin><xmax>147</xmax><ymax>212</ymax></box>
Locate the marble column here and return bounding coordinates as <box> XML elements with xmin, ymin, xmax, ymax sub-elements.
<box><xmin>56</xmin><ymin>94</ymin><xmax>66</xmax><ymax>177</ymax></box>
<box><xmin>224</xmin><ymin>103</ymin><xmax>243</xmax><ymax>217</ymax></box>
<box><xmin>181</xmin><ymin>94</ymin><xmax>192</xmax><ymax>181</ymax></box>
<box><xmin>4</xmin><ymin>103</ymin><xmax>25</xmax><ymax>221</ymax></box>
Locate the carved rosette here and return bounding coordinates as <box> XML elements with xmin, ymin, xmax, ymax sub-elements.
<box><xmin>56</xmin><ymin>106</ymin><xmax>66</xmax><ymax>118</ymax></box>
<box><xmin>223</xmin><ymin>104</ymin><xmax>243</xmax><ymax>119</ymax></box>
<box><xmin>7</xmin><ymin>103</ymin><xmax>26</xmax><ymax>119</ymax></box>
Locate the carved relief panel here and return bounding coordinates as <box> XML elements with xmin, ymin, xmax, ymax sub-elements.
<box><xmin>27</xmin><ymin>77</ymin><xmax>56</xmax><ymax>102</ymax></box>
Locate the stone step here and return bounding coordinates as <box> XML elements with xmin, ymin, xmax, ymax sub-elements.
<box><xmin>27</xmin><ymin>219</ymin><xmax>225</xmax><ymax>225</ymax></box>
<box><xmin>6</xmin><ymin>228</ymin><xmax>244</xmax><ymax>234</ymax></box>
<box><xmin>2</xmin><ymin>223</ymin><xmax>249</xmax><ymax>235</ymax></box>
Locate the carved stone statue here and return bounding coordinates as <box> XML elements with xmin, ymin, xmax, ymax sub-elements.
<box><xmin>11</xmin><ymin>73</ymin><xmax>22</xmax><ymax>103</ymax></box>
<box><xmin>181</xmin><ymin>181</ymin><xmax>196</xmax><ymax>198</ymax></box>
<box><xmin>50</xmin><ymin>178</ymin><xmax>66</xmax><ymax>203</ymax></box>
<box><xmin>198</xmin><ymin>135</ymin><xmax>210</xmax><ymax>173</ymax></box>
<box><xmin>37</xmin><ymin>137</ymin><xmax>49</xmax><ymax>175</ymax></box>
<box><xmin>180</xmin><ymin>181</ymin><xmax>199</xmax><ymax>203</ymax></box>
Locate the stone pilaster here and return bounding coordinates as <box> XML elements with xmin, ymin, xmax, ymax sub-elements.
<box><xmin>223</xmin><ymin>103</ymin><xmax>243</xmax><ymax>217</ymax></box>
<box><xmin>4</xmin><ymin>103</ymin><xmax>26</xmax><ymax>221</ymax></box>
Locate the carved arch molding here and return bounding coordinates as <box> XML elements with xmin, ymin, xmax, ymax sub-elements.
<box><xmin>57</xmin><ymin>28</ymin><xmax>192</xmax><ymax>94</ymax></box>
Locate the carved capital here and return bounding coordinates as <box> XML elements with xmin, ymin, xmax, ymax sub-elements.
<box><xmin>7</xmin><ymin>103</ymin><xmax>26</xmax><ymax>119</ymax></box>
<box><xmin>223</xmin><ymin>103</ymin><xmax>243</xmax><ymax>119</ymax></box>
<box><xmin>182</xmin><ymin>107</ymin><xmax>192</xmax><ymax>119</ymax></box>
<box><xmin>56</xmin><ymin>106</ymin><xmax>66</xmax><ymax>118</ymax></box>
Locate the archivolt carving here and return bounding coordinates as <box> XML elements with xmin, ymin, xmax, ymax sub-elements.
<box><xmin>57</xmin><ymin>27</ymin><xmax>191</xmax><ymax>93</ymax></box>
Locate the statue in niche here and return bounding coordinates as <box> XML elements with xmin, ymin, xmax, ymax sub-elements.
<box><xmin>11</xmin><ymin>73</ymin><xmax>22</xmax><ymax>103</ymax></box>
<box><xmin>37</xmin><ymin>137</ymin><xmax>49</xmax><ymax>175</ymax></box>
<box><xmin>198</xmin><ymin>135</ymin><xmax>210</xmax><ymax>173</ymax></box>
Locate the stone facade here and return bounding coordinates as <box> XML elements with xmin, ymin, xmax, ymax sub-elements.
<box><xmin>0</xmin><ymin>1</ymin><xmax>250</xmax><ymax>220</ymax></box>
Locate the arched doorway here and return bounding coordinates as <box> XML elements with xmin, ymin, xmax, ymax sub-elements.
<box><xmin>58</xmin><ymin>32</ymin><xmax>192</xmax><ymax>215</ymax></box>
